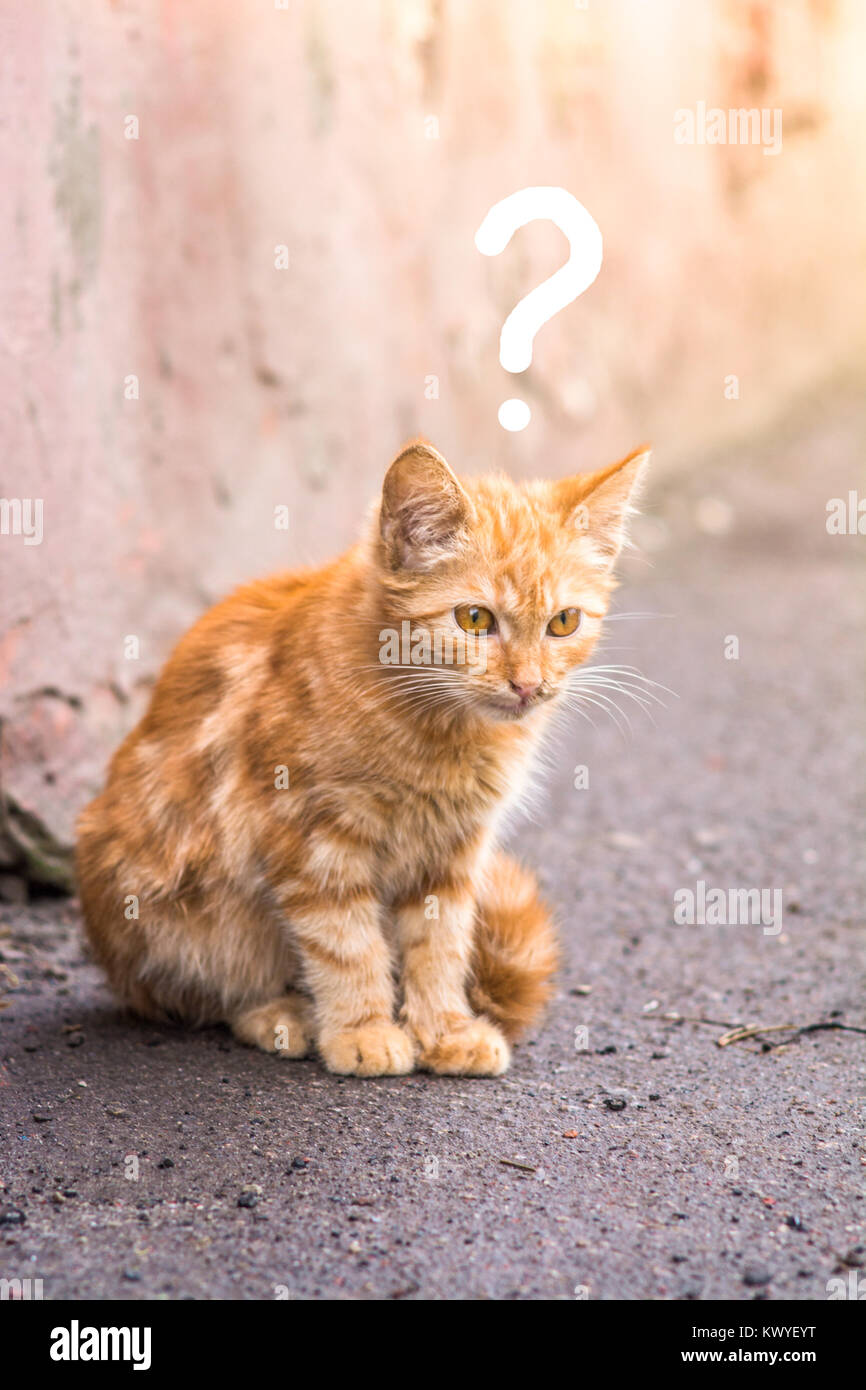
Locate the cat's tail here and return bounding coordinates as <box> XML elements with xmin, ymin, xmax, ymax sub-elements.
<box><xmin>469</xmin><ymin>852</ymin><xmax>559</xmax><ymax>1042</ymax></box>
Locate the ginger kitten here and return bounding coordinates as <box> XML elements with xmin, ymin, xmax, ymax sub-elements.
<box><xmin>76</xmin><ymin>441</ymin><xmax>649</xmax><ymax>1076</ymax></box>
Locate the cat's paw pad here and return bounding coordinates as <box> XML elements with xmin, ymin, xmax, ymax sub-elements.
<box><xmin>419</xmin><ymin>1018</ymin><xmax>510</xmax><ymax>1076</ymax></box>
<box><xmin>319</xmin><ymin>1021</ymin><xmax>416</xmax><ymax>1077</ymax></box>
<box><xmin>231</xmin><ymin>995</ymin><xmax>313</xmax><ymax>1057</ymax></box>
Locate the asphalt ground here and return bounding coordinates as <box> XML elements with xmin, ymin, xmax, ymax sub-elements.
<box><xmin>1</xmin><ymin>393</ymin><xmax>863</xmax><ymax>1301</ymax></box>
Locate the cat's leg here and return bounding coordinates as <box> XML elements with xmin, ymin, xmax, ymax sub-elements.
<box><xmin>230</xmin><ymin>990</ymin><xmax>314</xmax><ymax>1057</ymax></box>
<box><xmin>396</xmin><ymin>876</ymin><xmax>511</xmax><ymax>1077</ymax></box>
<box><xmin>274</xmin><ymin>872</ymin><xmax>415</xmax><ymax>1077</ymax></box>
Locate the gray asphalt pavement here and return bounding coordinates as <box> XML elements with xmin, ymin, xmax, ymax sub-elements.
<box><xmin>1</xmin><ymin>394</ymin><xmax>863</xmax><ymax>1300</ymax></box>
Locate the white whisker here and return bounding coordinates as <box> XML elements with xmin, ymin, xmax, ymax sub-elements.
<box><xmin>562</xmin><ymin>689</ymin><xmax>631</xmax><ymax>737</ymax></box>
<box><xmin>603</xmin><ymin>611</ymin><xmax>674</xmax><ymax>622</ymax></box>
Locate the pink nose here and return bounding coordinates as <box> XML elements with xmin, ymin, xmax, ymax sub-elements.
<box><xmin>509</xmin><ymin>680</ymin><xmax>541</xmax><ymax>702</ymax></box>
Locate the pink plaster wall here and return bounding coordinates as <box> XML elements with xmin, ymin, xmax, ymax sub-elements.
<box><xmin>1</xmin><ymin>0</ymin><xmax>864</xmax><ymax>860</ymax></box>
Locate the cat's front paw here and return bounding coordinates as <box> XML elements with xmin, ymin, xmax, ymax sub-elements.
<box><xmin>419</xmin><ymin>1018</ymin><xmax>510</xmax><ymax>1076</ymax></box>
<box><xmin>319</xmin><ymin>1021</ymin><xmax>417</xmax><ymax>1077</ymax></box>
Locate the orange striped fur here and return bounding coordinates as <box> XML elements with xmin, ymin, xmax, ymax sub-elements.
<box><xmin>76</xmin><ymin>441</ymin><xmax>649</xmax><ymax>1075</ymax></box>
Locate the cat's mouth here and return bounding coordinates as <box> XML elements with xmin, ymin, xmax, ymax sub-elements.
<box><xmin>483</xmin><ymin>690</ymin><xmax>552</xmax><ymax>721</ymax></box>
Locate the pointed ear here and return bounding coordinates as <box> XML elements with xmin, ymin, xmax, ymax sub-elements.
<box><xmin>555</xmin><ymin>445</ymin><xmax>651</xmax><ymax>567</ymax></box>
<box><xmin>380</xmin><ymin>441</ymin><xmax>473</xmax><ymax>570</ymax></box>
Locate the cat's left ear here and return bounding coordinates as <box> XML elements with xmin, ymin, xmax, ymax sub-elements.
<box><xmin>555</xmin><ymin>445</ymin><xmax>651</xmax><ymax>567</ymax></box>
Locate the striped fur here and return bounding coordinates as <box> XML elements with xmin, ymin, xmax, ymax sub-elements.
<box><xmin>76</xmin><ymin>441</ymin><xmax>649</xmax><ymax>1076</ymax></box>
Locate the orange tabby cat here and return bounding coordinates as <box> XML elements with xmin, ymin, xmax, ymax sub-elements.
<box><xmin>76</xmin><ymin>441</ymin><xmax>649</xmax><ymax>1076</ymax></box>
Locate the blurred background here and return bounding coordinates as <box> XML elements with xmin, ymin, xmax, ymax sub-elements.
<box><xmin>1</xmin><ymin>0</ymin><xmax>865</xmax><ymax>881</ymax></box>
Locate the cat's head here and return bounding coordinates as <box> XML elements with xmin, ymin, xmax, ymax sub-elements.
<box><xmin>374</xmin><ymin>440</ymin><xmax>649</xmax><ymax>723</ymax></box>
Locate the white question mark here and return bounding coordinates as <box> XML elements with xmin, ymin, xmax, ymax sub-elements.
<box><xmin>475</xmin><ymin>186</ymin><xmax>603</xmax><ymax>432</ymax></box>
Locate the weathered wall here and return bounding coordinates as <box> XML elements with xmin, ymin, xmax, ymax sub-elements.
<box><xmin>1</xmin><ymin>0</ymin><xmax>865</xmax><ymax>876</ymax></box>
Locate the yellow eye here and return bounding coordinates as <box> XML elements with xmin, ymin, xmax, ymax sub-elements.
<box><xmin>547</xmin><ymin>607</ymin><xmax>582</xmax><ymax>637</ymax></box>
<box><xmin>454</xmin><ymin>603</ymin><xmax>496</xmax><ymax>633</ymax></box>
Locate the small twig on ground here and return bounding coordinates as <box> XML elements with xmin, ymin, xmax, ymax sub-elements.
<box><xmin>717</xmin><ymin>1021</ymin><xmax>866</xmax><ymax>1049</ymax></box>
<box><xmin>640</xmin><ymin>1010</ymin><xmax>866</xmax><ymax>1049</ymax></box>
<box><xmin>0</xmin><ymin>962</ymin><xmax>19</xmax><ymax>1009</ymax></box>
<box><xmin>717</xmin><ymin>1023</ymin><xmax>796</xmax><ymax>1048</ymax></box>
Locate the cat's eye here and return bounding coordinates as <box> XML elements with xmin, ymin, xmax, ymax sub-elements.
<box><xmin>547</xmin><ymin>607</ymin><xmax>582</xmax><ymax>637</ymax></box>
<box><xmin>454</xmin><ymin>603</ymin><xmax>496</xmax><ymax>634</ymax></box>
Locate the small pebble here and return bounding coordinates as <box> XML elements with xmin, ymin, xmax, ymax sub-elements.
<box><xmin>608</xmin><ymin>831</ymin><xmax>644</xmax><ymax>850</ymax></box>
<box><xmin>693</xmin><ymin>826</ymin><xmax>728</xmax><ymax>848</ymax></box>
<box><xmin>743</xmin><ymin>1266</ymin><xmax>772</xmax><ymax>1287</ymax></box>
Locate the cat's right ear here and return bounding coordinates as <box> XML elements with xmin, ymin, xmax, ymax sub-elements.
<box><xmin>380</xmin><ymin>442</ymin><xmax>473</xmax><ymax>571</ymax></box>
<box><xmin>555</xmin><ymin>445</ymin><xmax>651</xmax><ymax>568</ymax></box>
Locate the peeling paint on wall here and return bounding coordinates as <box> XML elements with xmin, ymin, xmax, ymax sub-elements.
<box><xmin>305</xmin><ymin>3</ymin><xmax>336</xmax><ymax>137</ymax></box>
<box><xmin>49</xmin><ymin>74</ymin><xmax>101</xmax><ymax>321</ymax></box>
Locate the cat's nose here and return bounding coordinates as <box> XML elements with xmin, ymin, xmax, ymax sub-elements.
<box><xmin>509</xmin><ymin>679</ymin><xmax>542</xmax><ymax>702</ymax></box>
